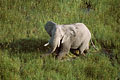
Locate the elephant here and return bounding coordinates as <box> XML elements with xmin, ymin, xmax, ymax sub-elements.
<box><xmin>44</xmin><ymin>21</ymin><xmax>94</xmax><ymax>60</ymax></box>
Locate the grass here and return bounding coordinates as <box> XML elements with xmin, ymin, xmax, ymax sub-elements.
<box><xmin>0</xmin><ymin>0</ymin><xmax>120</xmax><ymax>80</ymax></box>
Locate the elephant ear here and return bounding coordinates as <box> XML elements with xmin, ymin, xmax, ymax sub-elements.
<box><xmin>61</xmin><ymin>27</ymin><xmax>76</xmax><ymax>43</ymax></box>
<box><xmin>44</xmin><ymin>21</ymin><xmax>56</xmax><ymax>36</ymax></box>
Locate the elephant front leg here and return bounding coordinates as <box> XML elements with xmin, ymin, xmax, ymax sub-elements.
<box><xmin>57</xmin><ymin>51</ymin><xmax>68</xmax><ymax>60</ymax></box>
<box><xmin>56</xmin><ymin>43</ymin><xmax>70</xmax><ymax>60</ymax></box>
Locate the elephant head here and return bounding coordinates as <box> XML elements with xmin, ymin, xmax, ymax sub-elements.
<box><xmin>44</xmin><ymin>21</ymin><xmax>76</xmax><ymax>53</ymax></box>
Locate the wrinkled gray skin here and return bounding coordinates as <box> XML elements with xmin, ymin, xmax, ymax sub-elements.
<box><xmin>44</xmin><ymin>21</ymin><xmax>91</xmax><ymax>60</ymax></box>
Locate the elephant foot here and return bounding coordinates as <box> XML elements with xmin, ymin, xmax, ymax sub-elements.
<box><xmin>81</xmin><ymin>53</ymin><xmax>86</xmax><ymax>56</ymax></box>
<box><xmin>56</xmin><ymin>56</ymin><xmax>63</xmax><ymax>60</ymax></box>
<box><xmin>56</xmin><ymin>54</ymin><xmax>66</xmax><ymax>60</ymax></box>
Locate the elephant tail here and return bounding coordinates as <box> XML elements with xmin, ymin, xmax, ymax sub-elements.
<box><xmin>90</xmin><ymin>39</ymin><xmax>98</xmax><ymax>51</ymax></box>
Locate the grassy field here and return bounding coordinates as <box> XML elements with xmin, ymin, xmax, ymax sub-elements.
<box><xmin>0</xmin><ymin>0</ymin><xmax>120</xmax><ymax>80</ymax></box>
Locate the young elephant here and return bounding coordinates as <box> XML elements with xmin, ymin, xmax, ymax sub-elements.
<box><xmin>44</xmin><ymin>21</ymin><xmax>91</xmax><ymax>60</ymax></box>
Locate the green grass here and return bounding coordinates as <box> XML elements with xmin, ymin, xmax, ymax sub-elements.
<box><xmin>0</xmin><ymin>0</ymin><xmax>120</xmax><ymax>80</ymax></box>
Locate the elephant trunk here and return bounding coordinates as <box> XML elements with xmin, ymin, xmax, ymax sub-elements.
<box><xmin>49</xmin><ymin>32</ymin><xmax>61</xmax><ymax>53</ymax></box>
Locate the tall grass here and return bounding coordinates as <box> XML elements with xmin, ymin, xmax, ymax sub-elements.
<box><xmin>0</xmin><ymin>0</ymin><xmax>120</xmax><ymax>79</ymax></box>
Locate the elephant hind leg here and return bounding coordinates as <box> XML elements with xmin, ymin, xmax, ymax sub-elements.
<box><xmin>79</xmin><ymin>41</ymin><xmax>89</xmax><ymax>56</ymax></box>
<box><xmin>84</xmin><ymin>43</ymin><xmax>89</xmax><ymax>53</ymax></box>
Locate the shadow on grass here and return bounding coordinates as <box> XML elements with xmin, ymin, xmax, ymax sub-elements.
<box><xmin>0</xmin><ymin>38</ymin><xmax>50</xmax><ymax>53</ymax></box>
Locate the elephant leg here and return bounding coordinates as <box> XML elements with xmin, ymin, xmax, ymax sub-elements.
<box><xmin>79</xmin><ymin>41</ymin><xmax>89</xmax><ymax>56</ymax></box>
<box><xmin>84</xmin><ymin>43</ymin><xmax>89</xmax><ymax>53</ymax></box>
<box><xmin>57</xmin><ymin>43</ymin><xmax>71</xmax><ymax>60</ymax></box>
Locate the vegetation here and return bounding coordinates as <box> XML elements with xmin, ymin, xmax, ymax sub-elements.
<box><xmin>0</xmin><ymin>0</ymin><xmax>120</xmax><ymax>80</ymax></box>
